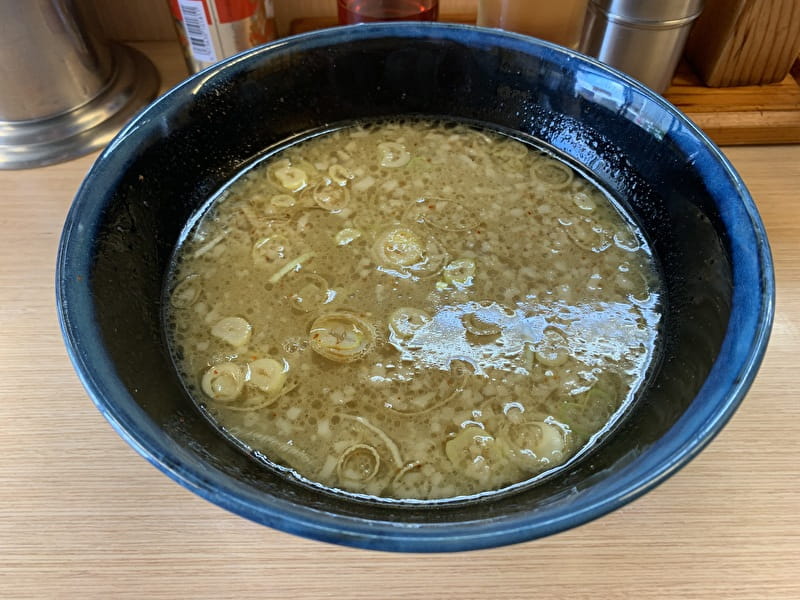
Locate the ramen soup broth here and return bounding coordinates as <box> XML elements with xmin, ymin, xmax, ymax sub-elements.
<box><xmin>165</xmin><ymin>120</ymin><xmax>663</xmax><ymax>501</ymax></box>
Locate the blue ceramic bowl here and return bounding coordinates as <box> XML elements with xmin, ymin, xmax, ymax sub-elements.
<box><xmin>57</xmin><ymin>24</ymin><xmax>774</xmax><ymax>552</ymax></box>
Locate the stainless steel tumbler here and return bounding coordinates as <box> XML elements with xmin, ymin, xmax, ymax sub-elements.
<box><xmin>0</xmin><ymin>0</ymin><xmax>159</xmax><ymax>169</ymax></box>
<box><xmin>579</xmin><ymin>0</ymin><xmax>704</xmax><ymax>93</ymax></box>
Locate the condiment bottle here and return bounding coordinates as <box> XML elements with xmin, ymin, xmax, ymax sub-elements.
<box><xmin>337</xmin><ymin>0</ymin><xmax>439</xmax><ymax>25</ymax></box>
<box><xmin>168</xmin><ymin>0</ymin><xmax>277</xmax><ymax>74</ymax></box>
<box><xmin>477</xmin><ymin>0</ymin><xmax>589</xmax><ymax>49</ymax></box>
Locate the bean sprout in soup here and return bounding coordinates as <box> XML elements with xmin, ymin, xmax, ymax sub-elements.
<box><xmin>165</xmin><ymin>120</ymin><xmax>662</xmax><ymax>501</ymax></box>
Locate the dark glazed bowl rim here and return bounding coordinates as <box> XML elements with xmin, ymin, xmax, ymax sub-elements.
<box><xmin>57</xmin><ymin>23</ymin><xmax>775</xmax><ymax>552</ymax></box>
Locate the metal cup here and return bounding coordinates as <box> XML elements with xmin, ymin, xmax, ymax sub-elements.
<box><xmin>579</xmin><ymin>0</ymin><xmax>705</xmax><ymax>93</ymax></box>
<box><xmin>0</xmin><ymin>0</ymin><xmax>159</xmax><ymax>169</ymax></box>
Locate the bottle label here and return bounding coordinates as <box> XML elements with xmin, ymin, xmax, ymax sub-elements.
<box><xmin>177</xmin><ymin>0</ymin><xmax>217</xmax><ymax>63</ymax></box>
<box><xmin>170</xmin><ymin>1</ymin><xmax>276</xmax><ymax>72</ymax></box>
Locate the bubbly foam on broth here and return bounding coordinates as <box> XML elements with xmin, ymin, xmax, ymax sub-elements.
<box><xmin>165</xmin><ymin>120</ymin><xmax>662</xmax><ymax>501</ymax></box>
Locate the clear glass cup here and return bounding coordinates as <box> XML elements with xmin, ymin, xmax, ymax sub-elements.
<box><xmin>337</xmin><ymin>0</ymin><xmax>439</xmax><ymax>25</ymax></box>
<box><xmin>477</xmin><ymin>0</ymin><xmax>589</xmax><ymax>49</ymax></box>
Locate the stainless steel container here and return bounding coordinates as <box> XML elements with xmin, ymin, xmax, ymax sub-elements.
<box><xmin>0</xmin><ymin>0</ymin><xmax>159</xmax><ymax>169</ymax></box>
<box><xmin>579</xmin><ymin>0</ymin><xmax>704</xmax><ymax>93</ymax></box>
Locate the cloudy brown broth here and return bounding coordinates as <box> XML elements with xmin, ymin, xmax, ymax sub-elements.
<box><xmin>165</xmin><ymin>120</ymin><xmax>662</xmax><ymax>501</ymax></box>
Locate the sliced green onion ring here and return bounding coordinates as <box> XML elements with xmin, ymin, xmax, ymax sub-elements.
<box><xmin>497</xmin><ymin>420</ymin><xmax>568</xmax><ymax>472</ymax></box>
<box><xmin>210</xmin><ymin>316</ymin><xmax>252</xmax><ymax>347</ymax></box>
<box><xmin>388</xmin><ymin>307</ymin><xmax>431</xmax><ymax>340</ymax></box>
<box><xmin>372</xmin><ymin>226</ymin><xmax>448</xmax><ymax>278</ymax></box>
<box><xmin>534</xmin><ymin>159</ymin><xmax>574</xmax><ymax>189</ymax></box>
<box><xmin>269</xmin><ymin>159</ymin><xmax>308</xmax><ymax>192</ymax></box>
<box><xmin>377</xmin><ymin>142</ymin><xmax>411</xmax><ymax>168</ymax></box>
<box><xmin>535</xmin><ymin>326</ymin><xmax>570</xmax><ymax>367</ymax></box>
<box><xmin>373</xmin><ymin>226</ymin><xmax>425</xmax><ymax>268</ymax></box>
<box><xmin>336</xmin><ymin>444</ymin><xmax>381</xmax><ymax>483</ymax></box>
<box><xmin>339</xmin><ymin>414</ymin><xmax>403</xmax><ymax>466</ymax></box>
<box><xmin>443</xmin><ymin>258</ymin><xmax>476</xmax><ymax>288</ymax></box>
<box><xmin>201</xmin><ymin>362</ymin><xmax>245</xmax><ymax>402</ymax></box>
<box><xmin>462</xmin><ymin>311</ymin><xmax>501</xmax><ymax>337</ymax></box>
<box><xmin>288</xmin><ymin>273</ymin><xmax>331</xmax><ymax>313</ymax></box>
<box><xmin>171</xmin><ymin>274</ymin><xmax>201</xmax><ymax>309</ymax></box>
<box><xmin>312</xmin><ymin>182</ymin><xmax>350</xmax><ymax>212</ymax></box>
<box><xmin>444</xmin><ymin>425</ymin><xmax>506</xmax><ymax>483</ymax></box>
<box><xmin>246</xmin><ymin>357</ymin><xmax>289</xmax><ymax>395</ymax></box>
<box><xmin>334</xmin><ymin>228</ymin><xmax>362</xmax><ymax>246</ymax></box>
<box><xmin>309</xmin><ymin>311</ymin><xmax>375</xmax><ymax>363</ymax></box>
<box><xmin>328</xmin><ymin>164</ymin><xmax>353</xmax><ymax>185</ymax></box>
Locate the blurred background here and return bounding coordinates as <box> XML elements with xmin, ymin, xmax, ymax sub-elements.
<box><xmin>89</xmin><ymin>0</ymin><xmax>477</xmax><ymax>40</ymax></box>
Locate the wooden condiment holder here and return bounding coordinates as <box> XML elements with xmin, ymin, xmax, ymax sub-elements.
<box><xmin>685</xmin><ymin>0</ymin><xmax>800</xmax><ymax>87</ymax></box>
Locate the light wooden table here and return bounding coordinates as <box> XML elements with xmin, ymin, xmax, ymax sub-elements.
<box><xmin>1</xmin><ymin>42</ymin><xmax>798</xmax><ymax>599</ymax></box>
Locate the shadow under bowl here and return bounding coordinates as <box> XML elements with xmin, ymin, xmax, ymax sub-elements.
<box><xmin>57</xmin><ymin>23</ymin><xmax>774</xmax><ymax>552</ymax></box>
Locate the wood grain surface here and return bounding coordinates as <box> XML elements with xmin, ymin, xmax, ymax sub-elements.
<box><xmin>686</xmin><ymin>0</ymin><xmax>800</xmax><ymax>87</ymax></box>
<box><xmin>89</xmin><ymin>0</ymin><xmax>177</xmax><ymax>41</ymax></box>
<box><xmin>662</xmin><ymin>60</ymin><xmax>800</xmax><ymax>145</ymax></box>
<box><xmin>1</xmin><ymin>42</ymin><xmax>798</xmax><ymax>600</ymax></box>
